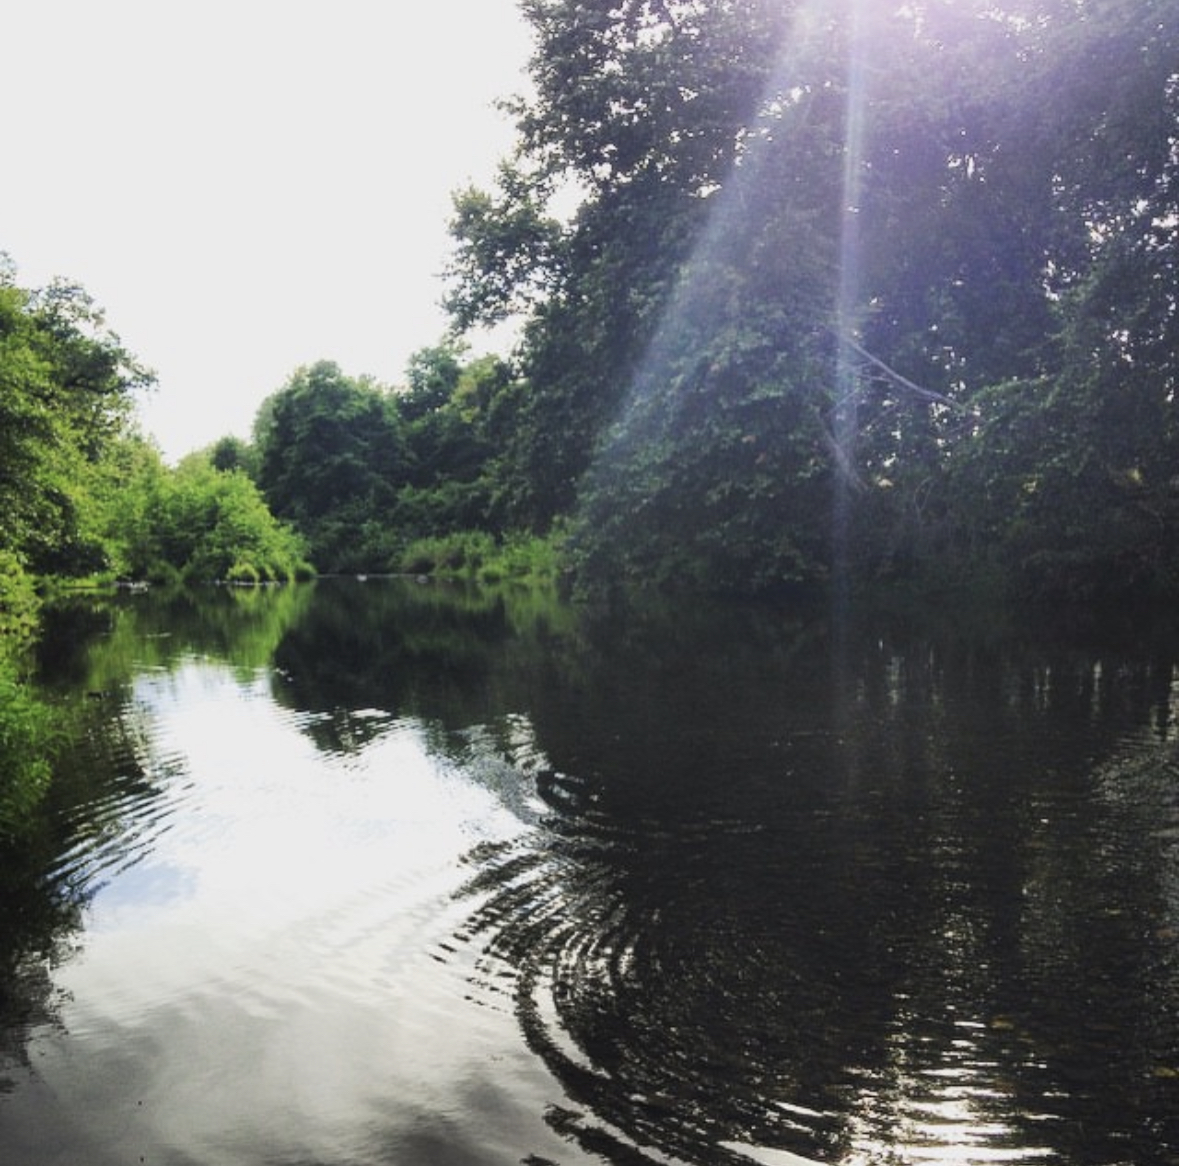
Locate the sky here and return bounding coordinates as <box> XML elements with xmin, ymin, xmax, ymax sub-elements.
<box><xmin>4</xmin><ymin>0</ymin><xmax>531</xmax><ymax>462</ymax></box>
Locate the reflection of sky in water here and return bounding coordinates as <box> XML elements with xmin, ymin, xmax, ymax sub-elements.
<box><xmin>76</xmin><ymin>658</ymin><xmax>535</xmax><ymax>975</ymax></box>
<box><xmin>7</xmin><ymin>658</ymin><xmax>578</xmax><ymax>1166</ymax></box>
<box><xmin>10</xmin><ymin>608</ymin><xmax>1179</xmax><ymax>1166</ymax></box>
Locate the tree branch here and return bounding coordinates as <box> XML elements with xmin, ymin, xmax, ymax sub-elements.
<box><xmin>833</xmin><ymin>330</ymin><xmax>973</xmax><ymax>413</ymax></box>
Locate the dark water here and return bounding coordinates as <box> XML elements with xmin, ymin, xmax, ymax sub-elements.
<box><xmin>2</xmin><ymin>578</ymin><xmax>1178</xmax><ymax>1166</ymax></box>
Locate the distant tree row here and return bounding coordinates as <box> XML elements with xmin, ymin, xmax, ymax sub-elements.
<box><xmin>215</xmin><ymin>349</ymin><xmax>542</xmax><ymax>578</ymax></box>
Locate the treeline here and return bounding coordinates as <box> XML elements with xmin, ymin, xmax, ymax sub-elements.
<box><xmin>435</xmin><ymin>0</ymin><xmax>1179</xmax><ymax>603</ymax></box>
<box><xmin>4</xmin><ymin>1</ymin><xmax>1175</xmax><ymax>608</ymax></box>
<box><xmin>211</xmin><ymin>351</ymin><xmax>560</xmax><ymax>581</ymax></box>
<box><xmin>199</xmin><ymin>0</ymin><xmax>1178</xmax><ymax>605</ymax></box>
<box><xmin>0</xmin><ymin>263</ymin><xmax>309</xmax><ymax>593</ymax></box>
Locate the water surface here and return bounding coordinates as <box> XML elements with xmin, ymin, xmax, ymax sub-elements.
<box><xmin>2</xmin><ymin>579</ymin><xmax>1177</xmax><ymax>1165</ymax></box>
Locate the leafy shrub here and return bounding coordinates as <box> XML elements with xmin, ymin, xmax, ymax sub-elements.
<box><xmin>226</xmin><ymin>562</ymin><xmax>261</xmax><ymax>586</ymax></box>
<box><xmin>0</xmin><ymin>551</ymin><xmax>40</xmax><ymax>642</ymax></box>
<box><xmin>399</xmin><ymin>528</ymin><xmax>567</xmax><ymax>585</ymax></box>
<box><xmin>0</xmin><ymin>654</ymin><xmax>53</xmax><ymax>841</ymax></box>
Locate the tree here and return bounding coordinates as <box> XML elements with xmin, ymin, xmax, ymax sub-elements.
<box><xmin>207</xmin><ymin>434</ymin><xmax>258</xmax><ymax>478</ymax></box>
<box><xmin>254</xmin><ymin>361</ymin><xmax>407</xmax><ymax>570</ymax></box>
<box><xmin>390</xmin><ymin>344</ymin><xmax>520</xmax><ymax>538</ymax></box>
<box><xmin>446</xmin><ymin>0</ymin><xmax>804</xmax><ymax>532</ymax></box>
<box><xmin>78</xmin><ymin>432</ymin><xmax>169</xmax><ymax>579</ymax></box>
<box><xmin>158</xmin><ymin>456</ymin><xmax>310</xmax><ymax>583</ymax></box>
<box><xmin>447</xmin><ymin>0</ymin><xmax>1179</xmax><ymax>599</ymax></box>
<box><xmin>915</xmin><ymin>0</ymin><xmax>1179</xmax><ymax>598</ymax></box>
<box><xmin>0</xmin><ymin>270</ymin><xmax>153</xmax><ymax>577</ymax></box>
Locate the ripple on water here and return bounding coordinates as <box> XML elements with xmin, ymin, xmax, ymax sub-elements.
<box><xmin>12</xmin><ymin>666</ymin><xmax>570</xmax><ymax>1165</ymax></box>
<box><xmin>45</xmin><ymin>706</ymin><xmax>195</xmax><ymax>901</ymax></box>
<box><xmin>24</xmin><ymin>637</ymin><xmax>1179</xmax><ymax>1166</ymax></box>
<box><xmin>450</xmin><ymin>765</ymin><xmax>1089</xmax><ymax>1166</ymax></box>
<box><xmin>450</xmin><ymin>776</ymin><xmax>842</xmax><ymax>1164</ymax></box>
<box><xmin>40</xmin><ymin>661</ymin><xmax>524</xmax><ymax>1021</ymax></box>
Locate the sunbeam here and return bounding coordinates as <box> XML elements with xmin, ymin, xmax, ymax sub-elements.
<box><xmin>831</xmin><ymin>0</ymin><xmax>871</xmax><ymax>608</ymax></box>
<box><xmin>573</xmin><ymin>0</ymin><xmax>878</xmax><ymax>595</ymax></box>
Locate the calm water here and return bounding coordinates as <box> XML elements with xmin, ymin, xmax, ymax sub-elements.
<box><xmin>2</xmin><ymin>578</ymin><xmax>1178</xmax><ymax>1166</ymax></box>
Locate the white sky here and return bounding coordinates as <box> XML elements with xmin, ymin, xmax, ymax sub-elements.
<box><xmin>3</xmin><ymin>0</ymin><xmax>531</xmax><ymax>462</ymax></box>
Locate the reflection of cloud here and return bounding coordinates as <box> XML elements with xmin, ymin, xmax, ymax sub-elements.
<box><xmin>5</xmin><ymin>654</ymin><xmax>577</xmax><ymax>1164</ymax></box>
<box><xmin>89</xmin><ymin>860</ymin><xmax>196</xmax><ymax>918</ymax></box>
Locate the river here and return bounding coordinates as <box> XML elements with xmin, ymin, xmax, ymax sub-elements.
<box><xmin>1</xmin><ymin>577</ymin><xmax>1177</xmax><ymax>1165</ymax></box>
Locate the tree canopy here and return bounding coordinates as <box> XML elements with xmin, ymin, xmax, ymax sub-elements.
<box><xmin>0</xmin><ymin>260</ymin><xmax>309</xmax><ymax>590</ymax></box>
<box><xmin>11</xmin><ymin>0</ymin><xmax>1173</xmax><ymax>606</ymax></box>
<box><xmin>439</xmin><ymin>0</ymin><xmax>1179</xmax><ymax>600</ymax></box>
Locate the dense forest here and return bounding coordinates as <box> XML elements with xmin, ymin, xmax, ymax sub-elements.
<box><xmin>437</xmin><ymin>0</ymin><xmax>1178</xmax><ymax>602</ymax></box>
<box><xmin>231</xmin><ymin>0</ymin><xmax>1179</xmax><ymax>603</ymax></box>
<box><xmin>2</xmin><ymin>1</ymin><xmax>1176</xmax><ymax>825</ymax></box>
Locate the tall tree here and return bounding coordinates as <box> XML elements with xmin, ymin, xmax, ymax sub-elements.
<box><xmin>0</xmin><ymin>269</ymin><xmax>153</xmax><ymax>576</ymax></box>
<box><xmin>446</xmin><ymin>0</ymin><xmax>803</xmax><ymax>530</ymax></box>
<box><xmin>447</xmin><ymin>0</ymin><xmax>1179</xmax><ymax>598</ymax></box>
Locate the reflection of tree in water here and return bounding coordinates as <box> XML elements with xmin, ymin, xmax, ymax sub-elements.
<box><xmin>37</xmin><ymin>583</ymin><xmax>314</xmax><ymax>695</ymax></box>
<box><xmin>0</xmin><ymin>855</ymin><xmax>81</xmax><ymax>1093</ymax></box>
<box><xmin>450</xmin><ymin>622</ymin><xmax>1179</xmax><ymax>1166</ymax></box>
<box><xmin>270</xmin><ymin>577</ymin><xmax>580</xmax><ymax>763</ymax></box>
<box><xmin>0</xmin><ymin>586</ymin><xmax>274</xmax><ymax>1095</ymax></box>
<box><xmin>271</xmin><ymin>578</ymin><xmax>516</xmax><ymax>748</ymax></box>
<box><xmin>0</xmin><ymin>700</ymin><xmax>176</xmax><ymax>1092</ymax></box>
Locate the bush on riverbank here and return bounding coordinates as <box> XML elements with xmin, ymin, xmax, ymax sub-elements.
<box><xmin>0</xmin><ymin>554</ymin><xmax>53</xmax><ymax>841</ymax></box>
<box><xmin>0</xmin><ymin>656</ymin><xmax>54</xmax><ymax>842</ymax></box>
<box><xmin>397</xmin><ymin>527</ymin><xmax>566</xmax><ymax>585</ymax></box>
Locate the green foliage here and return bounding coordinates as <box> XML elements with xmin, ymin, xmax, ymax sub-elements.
<box><xmin>442</xmin><ymin>0</ymin><xmax>811</xmax><ymax>535</ymax></box>
<box><xmin>240</xmin><ymin>344</ymin><xmax>528</xmax><ymax>572</ymax></box>
<box><xmin>399</xmin><ymin>341</ymin><xmax>466</xmax><ymax>422</ymax></box>
<box><xmin>154</xmin><ymin>456</ymin><xmax>312</xmax><ymax>583</ymax></box>
<box><xmin>392</xmin><ymin>344</ymin><xmax>511</xmax><ymax>537</ymax></box>
<box><xmin>79</xmin><ymin>432</ymin><xmax>169</xmax><ymax>579</ymax></box>
<box><xmin>443</xmin><ymin>167</ymin><xmax>564</xmax><ymax>331</ymax></box>
<box><xmin>0</xmin><ymin>554</ymin><xmax>51</xmax><ymax>841</ymax></box>
<box><xmin>437</xmin><ymin>0</ymin><xmax>1179</xmax><ymax>602</ymax></box>
<box><xmin>0</xmin><ymin>551</ymin><xmax>41</xmax><ymax>643</ymax></box>
<box><xmin>399</xmin><ymin>531</ymin><xmax>498</xmax><ymax>577</ymax></box>
<box><xmin>477</xmin><ymin>530</ymin><xmax>567</xmax><ymax>584</ymax></box>
<box><xmin>398</xmin><ymin>528</ymin><xmax>566</xmax><ymax>586</ymax></box>
<box><xmin>398</xmin><ymin>346</ymin><xmax>495</xmax><ymax>499</ymax></box>
<box><xmin>0</xmin><ymin>267</ymin><xmax>156</xmax><ymax>579</ymax></box>
<box><xmin>0</xmin><ymin>653</ymin><xmax>53</xmax><ymax>841</ymax></box>
<box><xmin>253</xmin><ymin>361</ymin><xmax>407</xmax><ymax>570</ymax></box>
<box><xmin>207</xmin><ymin>434</ymin><xmax>258</xmax><ymax>477</ymax></box>
<box><xmin>72</xmin><ymin>437</ymin><xmax>311</xmax><ymax>584</ymax></box>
